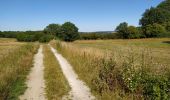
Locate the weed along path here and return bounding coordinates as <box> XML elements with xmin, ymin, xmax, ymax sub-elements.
<box><xmin>50</xmin><ymin>45</ymin><xmax>95</xmax><ymax>100</ymax></box>
<box><xmin>20</xmin><ymin>45</ymin><xmax>46</xmax><ymax>100</ymax></box>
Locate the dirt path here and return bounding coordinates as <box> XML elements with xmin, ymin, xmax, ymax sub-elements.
<box><xmin>50</xmin><ymin>45</ymin><xmax>95</xmax><ymax>100</ymax></box>
<box><xmin>20</xmin><ymin>45</ymin><xmax>46</xmax><ymax>100</ymax></box>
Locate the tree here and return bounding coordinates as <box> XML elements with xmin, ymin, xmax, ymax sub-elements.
<box><xmin>157</xmin><ymin>0</ymin><xmax>170</xmax><ymax>13</ymax></box>
<box><xmin>165</xmin><ymin>22</ymin><xmax>170</xmax><ymax>32</ymax></box>
<box><xmin>44</xmin><ymin>24</ymin><xmax>61</xmax><ymax>36</ymax></box>
<box><xmin>139</xmin><ymin>7</ymin><xmax>170</xmax><ymax>27</ymax></box>
<box><xmin>115</xmin><ymin>22</ymin><xmax>128</xmax><ymax>39</ymax></box>
<box><xmin>126</xmin><ymin>26</ymin><xmax>140</xmax><ymax>39</ymax></box>
<box><xmin>140</xmin><ymin>0</ymin><xmax>170</xmax><ymax>27</ymax></box>
<box><xmin>145</xmin><ymin>23</ymin><xmax>166</xmax><ymax>37</ymax></box>
<box><xmin>59</xmin><ymin>22</ymin><xmax>79</xmax><ymax>41</ymax></box>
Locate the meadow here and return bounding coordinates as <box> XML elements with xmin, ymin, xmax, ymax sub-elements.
<box><xmin>0</xmin><ymin>38</ymin><xmax>39</xmax><ymax>100</ymax></box>
<box><xmin>51</xmin><ymin>38</ymin><xmax>170</xmax><ymax>100</ymax></box>
<box><xmin>0</xmin><ymin>38</ymin><xmax>170</xmax><ymax>100</ymax></box>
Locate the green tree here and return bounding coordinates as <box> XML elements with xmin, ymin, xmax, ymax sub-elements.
<box><xmin>145</xmin><ymin>23</ymin><xmax>166</xmax><ymax>37</ymax></box>
<box><xmin>165</xmin><ymin>22</ymin><xmax>170</xmax><ymax>32</ymax></box>
<box><xmin>157</xmin><ymin>0</ymin><xmax>170</xmax><ymax>13</ymax></box>
<box><xmin>140</xmin><ymin>0</ymin><xmax>170</xmax><ymax>28</ymax></box>
<box><xmin>44</xmin><ymin>24</ymin><xmax>61</xmax><ymax>36</ymax></box>
<box><xmin>115</xmin><ymin>22</ymin><xmax>128</xmax><ymax>39</ymax></box>
<box><xmin>60</xmin><ymin>22</ymin><xmax>79</xmax><ymax>41</ymax></box>
<box><xmin>140</xmin><ymin>7</ymin><xmax>170</xmax><ymax>27</ymax></box>
<box><xmin>126</xmin><ymin>26</ymin><xmax>140</xmax><ymax>39</ymax></box>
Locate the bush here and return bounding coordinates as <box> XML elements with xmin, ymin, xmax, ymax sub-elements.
<box><xmin>16</xmin><ymin>33</ymin><xmax>36</xmax><ymax>42</ymax></box>
<box><xmin>16</xmin><ymin>32</ymin><xmax>54</xmax><ymax>43</ymax></box>
<box><xmin>39</xmin><ymin>35</ymin><xmax>54</xmax><ymax>43</ymax></box>
<box><xmin>142</xmin><ymin>74</ymin><xmax>170</xmax><ymax>100</ymax></box>
<box><xmin>0</xmin><ymin>31</ymin><xmax>19</xmax><ymax>38</ymax></box>
<box><xmin>126</xmin><ymin>26</ymin><xmax>141</xmax><ymax>39</ymax></box>
<box><xmin>80</xmin><ymin>32</ymin><xmax>117</xmax><ymax>40</ymax></box>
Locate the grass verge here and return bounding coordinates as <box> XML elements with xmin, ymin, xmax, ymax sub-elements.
<box><xmin>43</xmin><ymin>44</ymin><xmax>70</xmax><ymax>100</ymax></box>
<box><xmin>0</xmin><ymin>43</ymin><xmax>39</xmax><ymax>100</ymax></box>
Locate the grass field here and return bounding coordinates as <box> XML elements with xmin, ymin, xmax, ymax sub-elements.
<box><xmin>0</xmin><ymin>38</ymin><xmax>39</xmax><ymax>100</ymax></box>
<box><xmin>1</xmin><ymin>38</ymin><xmax>170</xmax><ymax>99</ymax></box>
<box><xmin>51</xmin><ymin>38</ymin><xmax>170</xmax><ymax>100</ymax></box>
<box><xmin>74</xmin><ymin>38</ymin><xmax>170</xmax><ymax>65</ymax></box>
<box><xmin>0</xmin><ymin>38</ymin><xmax>24</xmax><ymax>60</ymax></box>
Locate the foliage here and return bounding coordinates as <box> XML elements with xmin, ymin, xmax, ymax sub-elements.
<box><xmin>115</xmin><ymin>22</ymin><xmax>128</xmax><ymax>39</ymax></box>
<box><xmin>16</xmin><ymin>31</ymin><xmax>54</xmax><ymax>43</ymax></box>
<box><xmin>140</xmin><ymin>0</ymin><xmax>170</xmax><ymax>35</ymax></box>
<box><xmin>115</xmin><ymin>22</ymin><xmax>141</xmax><ymax>39</ymax></box>
<box><xmin>80</xmin><ymin>32</ymin><xmax>117</xmax><ymax>40</ymax></box>
<box><xmin>140</xmin><ymin>7</ymin><xmax>170</xmax><ymax>27</ymax></box>
<box><xmin>91</xmin><ymin>58</ymin><xmax>121</xmax><ymax>95</ymax></box>
<box><xmin>0</xmin><ymin>31</ymin><xmax>21</xmax><ymax>38</ymax></box>
<box><xmin>58</xmin><ymin>22</ymin><xmax>79</xmax><ymax>42</ymax></box>
<box><xmin>144</xmin><ymin>23</ymin><xmax>166</xmax><ymax>38</ymax></box>
<box><xmin>126</xmin><ymin>26</ymin><xmax>141</xmax><ymax>39</ymax></box>
<box><xmin>43</xmin><ymin>22</ymin><xmax>79</xmax><ymax>42</ymax></box>
<box><xmin>16</xmin><ymin>33</ymin><xmax>36</xmax><ymax>42</ymax></box>
<box><xmin>39</xmin><ymin>35</ymin><xmax>54</xmax><ymax>43</ymax></box>
<box><xmin>44</xmin><ymin>24</ymin><xmax>61</xmax><ymax>36</ymax></box>
<box><xmin>157</xmin><ymin>0</ymin><xmax>170</xmax><ymax>13</ymax></box>
<box><xmin>141</xmin><ymin>74</ymin><xmax>170</xmax><ymax>100</ymax></box>
<box><xmin>164</xmin><ymin>21</ymin><xmax>170</xmax><ymax>32</ymax></box>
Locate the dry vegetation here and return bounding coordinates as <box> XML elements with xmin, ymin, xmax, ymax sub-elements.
<box><xmin>0</xmin><ymin>38</ymin><xmax>24</xmax><ymax>60</ymax></box>
<box><xmin>0</xmin><ymin>38</ymin><xmax>39</xmax><ymax>100</ymax></box>
<box><xmin>43</xmin><ymin>44</ymin><xmax>70</xmax><ymax>100</ymax></box>
<box><xmin>50</xmin><ymin>38</ymin><xmax>170</xmax><ymax>100</ymax></box>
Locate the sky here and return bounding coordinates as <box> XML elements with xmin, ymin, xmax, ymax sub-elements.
<box><xmin>0</xmin><ymin>0</ymin><xmax>163</xmax><ymax>32</ymax></box>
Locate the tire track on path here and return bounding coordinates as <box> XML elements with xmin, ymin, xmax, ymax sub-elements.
<box><xmin>20</xmin><ymin>45</ymin><xmax>46</xmax><ymax>100</ymax></box>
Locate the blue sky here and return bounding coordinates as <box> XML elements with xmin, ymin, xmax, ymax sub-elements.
<box><xmin>0</xmin><ymin>0</ymin><xmax>163</xmax><ymax>32</ymax></box>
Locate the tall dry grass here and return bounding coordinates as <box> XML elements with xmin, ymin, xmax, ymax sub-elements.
<box><xmin>0</xmin><ymin>43</ymin><xmax>39</xmax><ymax>100</ymax></box>
<box><xmin>50</xmin><ymin>40</ymin><xmax>170</xmax><ymax>100</ymax></box>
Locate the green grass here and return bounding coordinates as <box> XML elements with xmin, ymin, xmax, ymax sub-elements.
<box><xmin>43</xmin><ymin>44</ymin><xmax>70</xmax><ymax>100</ymax></box>
<box><xmin>0</xmin><ymin>38</ymin><xmax>39</xmax><ymax>100</ymax></box>
<box><xmin>50</xmin><ymin>38</ymin><xmax>170</xmax><ymax>100</ymax></box>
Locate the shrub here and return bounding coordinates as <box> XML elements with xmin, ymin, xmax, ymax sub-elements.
<box><xmin>16</xmin><ymin>33</ymin><xmax>36</xmax><ymax>42</ymax></box>
<box><xmin>92</xmin><ymin>58</ymin><xmax>117</xmax><ymax>94</ymax></box>
<box><xmin>80</xmin><ymin>32</ymin><xmax>117</xmax><ymax>40</ymax></box>
<box><xmin>126</xmin><ymin>26</ymin><xmax>141</xmax><ymax>39</ymax></box>
<box><xmin>142</xmin><ymin>74</ymin><xmax>170</xmax><ymax>100</ymax></box>
<box><xmin>39</xmin><ymin>35</ymin><xmax>54</xmax><ymax>43</ymax></box>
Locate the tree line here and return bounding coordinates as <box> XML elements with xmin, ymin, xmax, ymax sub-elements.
<box><xmin>0</xmin><ymin>22</ymin><xmax>79</xmax><ymax>42</ymax></box>
<box><xmin>0</xmin><ymin>0</ymin><xmax>170</xmax><ymax>42</ymax></box>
